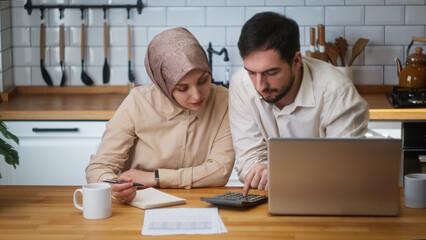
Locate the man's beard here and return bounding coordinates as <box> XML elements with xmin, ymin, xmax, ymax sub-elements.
<box><xmin>259</xmin><ymin>71</ymin><xmax>295</xmax><ymax>104</ymax></box>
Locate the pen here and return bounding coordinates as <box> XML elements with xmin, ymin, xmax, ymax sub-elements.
<box><xmin>102</xmin><ymin>179</ymin><xmax>144</xmax><ymax>187</ymax></box>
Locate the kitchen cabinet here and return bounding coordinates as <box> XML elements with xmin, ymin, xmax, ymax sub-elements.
<box><xmin>0</xmin><ymin>120</ymin><xmax>243</xmax><ymax>186</ymax></box>
<box><xmin>0</xmin><ymin>121</ymin><xmax>106</xmax><ymax>185</ymax></box>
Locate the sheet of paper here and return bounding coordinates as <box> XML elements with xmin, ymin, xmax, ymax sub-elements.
<box><xmin>141</xmin><ymin>208</ymin><xmax>227</xmax><ymax>235</ymax></box>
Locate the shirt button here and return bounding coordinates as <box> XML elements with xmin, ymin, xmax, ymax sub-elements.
<box><xmin>179</xmin><ymin>146</ymin><xmax>185</xmax><ymax>151</ymax></box>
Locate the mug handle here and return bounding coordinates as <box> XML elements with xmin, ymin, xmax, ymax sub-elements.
<box><xmin>73</xmin><ymin>189</ymin><xmax>83</xmax><ymax>211</ymax></box>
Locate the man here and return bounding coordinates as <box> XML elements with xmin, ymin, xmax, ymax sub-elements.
<box><xmin>228</xmin><ymin>12</ymin><xmax>369</xmax><ymax>196</ymax></box>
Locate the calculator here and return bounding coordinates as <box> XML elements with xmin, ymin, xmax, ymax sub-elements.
<box><xmin>201</xmin><ymin>192</ymin><xmax>268</xmax><ymax>208</ymax></box>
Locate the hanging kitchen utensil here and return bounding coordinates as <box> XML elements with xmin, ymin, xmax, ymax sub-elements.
<box><xmin>317</xmin><ymin>24</ymin><xmax>326</xmax><ymax>53</ymax></box>
<box><xmin>80</xmin><ymin>23</ymin><xmax>94</xmax><ymax>86</ymax></box>
<box><xmin>335</xmin><ymin>37</ymin><xmax>348</xmax><ymax>66</ymax></box>
<box><xmin>39</xmin><ymin>22</ymin><xmax>53</xmax><ymax>86</ymax></box>
<box><xmin>309</xmin><ymin>27</ymin><xmax>316</xmax><ymax>52</ymax></box>
<box><xmin>102</xmin><ymin>19</ymin><xmax>110</xmax><ymax>84</ymax></box>
<box><xmin>59</xmin><ymin>24</ymin><xmax>66</xmax><ymax>86</ymax></box>
<box><xmin>348</xmin><ymin>38</ymin><xmax>369</xmax><ymax>66</ymax></box>
<box><xmin>325</xmin><ymin>42</ymin><xmax>339</xmax><ymax>66</ymax></box>
<box><xmin>127</xmin><ymin>24</ymin><xmax>135</xmax><ymax>84</ymax></box>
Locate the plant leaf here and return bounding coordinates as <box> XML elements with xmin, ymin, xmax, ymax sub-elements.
<box><xmin>0</xmin><ymin>138</ymin><xmax>19</xmax><ymax>168</ymax></box>
<box><xmin>0</xmin><ymin>121</ymin><xmax>19</xmax><ymax>145</ymax></box>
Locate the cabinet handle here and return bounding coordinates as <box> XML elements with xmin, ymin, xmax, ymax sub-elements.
<box><xmin>32</xmin><ymin>128</ymin><xmax>79</xmax><ymax>132</ymax></box>
<box><xmin>419</xmin><ymin>155</ymin><xmax>426</xmax><ymax>163</ymax></box>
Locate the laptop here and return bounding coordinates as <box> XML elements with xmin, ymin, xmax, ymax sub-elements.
<box><xmin>268</xmin><ymin>138</ymin><xmax>402</xmax><ymax>216</ymax></box>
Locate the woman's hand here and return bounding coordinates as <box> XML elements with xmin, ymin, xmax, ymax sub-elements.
<box><xmin>111</xmin><ymin>169</ymin><xmax>157</xmax><ymax>204</ymax></box>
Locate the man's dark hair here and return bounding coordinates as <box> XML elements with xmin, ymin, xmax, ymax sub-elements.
<box><xmin>238</xmin><ymin>12</ymin><xmax>300</xmax><ymax>64</ymax></box>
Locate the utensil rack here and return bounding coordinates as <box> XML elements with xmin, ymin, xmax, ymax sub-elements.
<box><xmin>24</xmin><ymin>0</ymin><xmax>144</xmax><ymax>19</ymax></box>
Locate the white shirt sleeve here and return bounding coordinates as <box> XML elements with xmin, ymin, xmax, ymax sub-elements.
<box><xmin>228</xmin><ymin>69</ymin><xmax>268</xmax><ymax>183</ymax></box>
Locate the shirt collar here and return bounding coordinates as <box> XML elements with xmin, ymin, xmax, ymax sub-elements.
<box><xmin>276</xmin><ymin>59</ymin><xmax>316</xmax><ymax>114</ymax></box>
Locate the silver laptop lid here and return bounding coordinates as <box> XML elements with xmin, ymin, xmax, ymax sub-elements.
<box><xmin>268</xmin><ymin>138</ymin><xmax>402</xmax><ymax>216</ymax></box>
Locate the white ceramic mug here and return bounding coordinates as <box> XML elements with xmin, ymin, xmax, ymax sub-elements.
<box><xmin>73</xmin><ymin>183</ymin><xmax>112</xmax><ymax>219</ymax></box>
<box><xmin>404</xmin><ymin>173</ymin><xmax>426</xmax><ymax>209</ymax></box>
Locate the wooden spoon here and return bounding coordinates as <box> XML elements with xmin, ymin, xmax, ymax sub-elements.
<box><xmin>335</xmin><ymin>37</ymin><xmax>348</xmax><ymax>66</ymax></box>
<box><xmin>348</xmin><ymin>38</ymin><xmax>369</xmax><ymax>66</ymax></box>
<box><xmin>325</xmin><ymin>42</ymin><xmax>339</xmax><ymax>66</ymax></box>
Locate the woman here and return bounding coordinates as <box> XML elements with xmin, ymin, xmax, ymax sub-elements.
<box><xmin>86</xmin><ymin>28</ymin><xmax>235</xmax><ymax>203</ymax></box>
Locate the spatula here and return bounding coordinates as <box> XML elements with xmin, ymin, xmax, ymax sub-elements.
<box><xmin>335</xmin><ymin>37</ymin><xmax>348</xmax><ymax>66</ymax></box>
<box><xmin>127</xmin><ymin>24</ymin><xmax>135</xmax><ymax>84</ymax></box>
<box><xmin>40</xmin><ymin>23</ymin><xmax>53</xmax><ymax>86</ymax></box>
<box><xmin>102</xmin><ymin>21</ymin><xmax>110</xmax><ymax>84</ymax></box>
<box><xmin>81</xmin><ymin>23</ymin><xmax>94</xmax><ymax>86</ymax></box>
<box><xmin>348</xmin><ymin>38</ymin><xmax>369</xmax><ymax>66</ymax></box>
<box><xmin>325</xmin><ymin>42</ymin><xmax>339</xmax><ymax>66</ymax></box>
<box><xmin>59</xmin><ymin>24</ymin><xmax>66</xmax><ymax>86</ymax></box>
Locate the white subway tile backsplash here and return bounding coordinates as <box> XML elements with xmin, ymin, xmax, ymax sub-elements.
<box><xmin>226</xmin><ymin>0</ymin><xmax>265</xmax><ymax>6</ymax></box>
<box><xmin>385</xmin><ymin>26</ymin><xmax>424</xmax><ymax>45</ymax></box>
<box><xmin>226</xmin><ymin>26</ymin><xmax>242</xmax><ymax>46</ymax></box>
<box><xmin>286</xmin><ymin>7</ymin><xmax>324</xmax><ymax>26</ymax></box>
<box><xmin>13</xmin><ymin>66</ymin><xmax>31</xmax><ymax>86</ymax></box>
<box><xmin>384</xmin><ymin>65</ymin><xmax>399</xmax><ymax>85</ymax></box>
<box><xmin>406</xmin><ymin>6</ymin><xmax>426</xmax><ymax>25</ymax></box>
<box><xmin>206</xmin><ymin>7</ymin><xmax>245</xmax><ymax>26</ymax></box>
<box><xmin>48</xmin><ymin>8</ymin><xmax>82</xmax><ymax>27</ymax></box>
<box><xmin>306</xmin><ymin>0</ymin><xmax>344</xmax><ymax>5</ymax></box>
<box><xmin>133</xmin><ymin>27</ymin><xmax>147</xmax><ymax>46</ymax></box>
<box><xmin>12</xmin><ymin>8</ymin><xmax>40</xmax><ymax>27</ymax></box>
<box><xmin>133</xmin><ymin>46</ymin><xmax>147</xmax><ymax>66</ymax></box>
<box><xmin>1</xmin><ymin>8</ymin><xmax>11</xmax><ymax>31</ymax></box>
<box><xmin>187</xmin><ymin>0</ymin><xmax>226</xmax><ymax>6</ymax></box>
<box><xmin>110</xmin><ymin>47</ymin><xmax>127</xmax><ymax>66</ymax></box>
<box><xmin>364</xmin><ymin>46</ymin><xmax>403</xmax><ymax>65</ymax></box>
<box><xmin>246</xmin><ymin>7</ymin><xmax>285</xmax><ymax>21</ymax></box>
<box><xmin>345</xmin><ymin>26</ymin><xmax>384</xmax><ymax>46</ymax></box>
<box><xmin>386</xmin><ymin>0</ymin><xmax>425</xmax><ymax>5</ymax></box>
<box><xmin>13</xmin><ymin>47</ymin><xmax>40</xmax><ymax>66</ymax></box>
<box><xmin>133</xmin><ymin>7</ymin><xmax>166</xmax><ymax>26</ymax></box>
<box><xmin>4</xmin><ymin>1</ymin><xmax>426</xmax><ymax>88</ymax></box>
<box><xmin>365</xmin><ymin>6</ymin><xmax>404</xmax><ymax>25</ymax></box>
<box><xmin>346</xmin><ymin>0</ymin><xmax>384</xmax><ymax>5</ymax></box>
<box><xmin>2</xmin><ymin>48</ymin><xmax>12</xmax><ymax>71</ymax></box>
<box><xmin>352</xmin><ymin>66</ymin><xmax>383</xmax><ymax>85</ymax></box>
<box><xmin>167</xmin><ymin>7</ymin><xmax>205</xmax><ymax>26</ymax></box>
<box><xmin>12</xmin><ymin>27</ymin><xmax>30</xmax><ymax>46</ymax></box>
<box><xmin>266</xmin><ymin>0</ymin><xmax>303</xmax><ymax>5</ymax></box>
<box><xmin>109</xmin><ymin>27</ymin><xmax>127</xmax><ymax>46</ymax></box>
<box><xmin>146</xmin><ymin>0</ymin><xmax>186</xmax><ymax>6</ymax></box>
<box><xmin>325</xmin><ymin>7</ymin><xmax>364</xmax><ymax>26</ymax></box>
<box><xmin>87</xmin><ymin>9</ymin><xmax>104</xmax><ymax>27</ymax></box>
<box><xmin>1</xmin><ymin>28</ymin><xmax>12</xmax><ymax>50</ymax></box>
<box><xmin>87</xmin><ymin>47</ymin><xmax>104</xmax><ymax>67</ymax></box>
<box><xmin>188</xmin><ymin>27</ymin><xmax>226</xmax><ymax>46</ymax></box>
<box><xmin>108</xmin><ymin>66</ymin><xmax>125</xmax><ymax>85</ymax></box>
<box><xmin>2</xmin><ymin>68</ymin><xmax>13</xmax><ymax>91</ymax></box>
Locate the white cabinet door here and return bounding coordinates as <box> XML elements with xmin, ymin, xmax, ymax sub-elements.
<box><xmin>0</xmin><ymin>121</ymin><xmax>106</xmax><ymax>186</ymax></box>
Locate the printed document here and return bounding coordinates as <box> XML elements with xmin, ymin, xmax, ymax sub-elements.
<box><xmin>141</xmin><ymin>208</ymin><xmax>227</xmax><ymax>235</ymax></box>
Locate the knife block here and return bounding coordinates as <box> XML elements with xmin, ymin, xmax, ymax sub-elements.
<box><xmin>305</xmin><ymin>51</ymin><xmax>328</xmax><ymax>63</ymax></box>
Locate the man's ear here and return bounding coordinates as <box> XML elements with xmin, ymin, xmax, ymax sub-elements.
<box><xmin>293</xmin><ymin>51</ymin><xmax>303</xmax><ymax>68</ymax></box>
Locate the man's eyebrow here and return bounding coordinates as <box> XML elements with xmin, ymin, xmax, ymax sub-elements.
<box><xmin>244</xmin><ymin>67</ymin><xmax>281</xmax><ymax>73</ymax></box>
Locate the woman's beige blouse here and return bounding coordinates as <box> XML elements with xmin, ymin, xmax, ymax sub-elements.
<box><xmin>86</xmin><ymin>84</ymin><xmax>235</xmax><ymax>189</ymax></box>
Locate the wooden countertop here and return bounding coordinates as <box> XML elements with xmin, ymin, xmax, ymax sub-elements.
<box><xmin>0</xmin><ymin>85</ymin><xmax>425</xmax><ymax>121</ymax></box>
<box><xmin>0</xmin><ymin>186</ymin><xmax>425</xmax><ymax>239</ymax></box>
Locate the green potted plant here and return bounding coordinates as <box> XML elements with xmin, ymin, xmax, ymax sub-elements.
<box><xmin>0</xmin><ymin>120</ymin><xmax>19</xmax><ymax>178</ymax></box>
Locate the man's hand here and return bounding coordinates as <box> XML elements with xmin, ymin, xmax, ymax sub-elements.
<box><xmin>243</xmin><ymin>163</ymin><xmax>268</xmax><ymax>197</ymax></box>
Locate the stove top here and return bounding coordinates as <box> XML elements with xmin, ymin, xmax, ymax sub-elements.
<box><xmin>388</xmin><ymin>87</ymin><xmax>426</xmax><ymax>108</ymax></box>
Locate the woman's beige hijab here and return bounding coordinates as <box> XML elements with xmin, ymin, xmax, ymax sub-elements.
<box><xmin>144</xmin><ymin>27</ymin><xmax>211</xmax><ymax>108</ymax></box>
